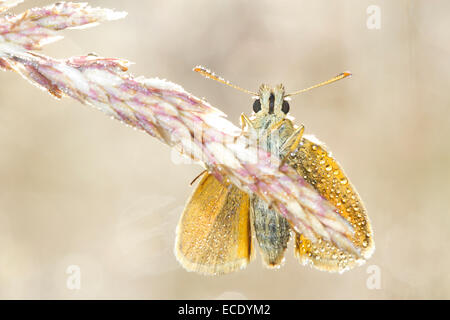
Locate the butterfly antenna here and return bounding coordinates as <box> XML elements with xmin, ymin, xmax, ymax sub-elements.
<box><xmin>194</xmin><ymin>66</ymin><xmax>257</xmax><ymax>96</ymax></box>
<box><xmin>286</xmin><ymin>72</ymin><xmax>352</xmax><ymax>97</ymax></box>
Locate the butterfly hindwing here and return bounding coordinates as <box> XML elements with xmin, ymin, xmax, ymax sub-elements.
<box><xmin>285</xmin><ymin>134</ymin><xmax>374</xmax><ymax>273</ymax></box>
<box><xmin>175</xmin><ymin>173</ymin><xmax>254</xmax><ymax>275</ymax></box>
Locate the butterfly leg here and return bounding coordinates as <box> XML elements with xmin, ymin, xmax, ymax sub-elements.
<box><xmin>190</xmin><ymin>170</ymin><xmax>207</xmax><ymax>185</ymax></box>
<box><xmin>281</xmin><ymin>125</ymin><xmax>305</xmax><ymax>153</ymax></box>
<box><xmin>268</xmin><ymin>118</ymin><xmax>287</xmax><ymax>134</ymax></box>
<box><xmin>279</xmin><ymin>125</ymin><xmax>305</xmax><ymax>168</ymax></box>
<box><xmin>240</xmin><ymin>113</ymin><xmax>254</xmax><ymax>132</ymax></box>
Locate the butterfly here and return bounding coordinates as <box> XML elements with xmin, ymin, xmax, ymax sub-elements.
<box><xmin>175</xmin><ymin>67</ymin><xmax>374</xmax><ymax>275</ymax></box>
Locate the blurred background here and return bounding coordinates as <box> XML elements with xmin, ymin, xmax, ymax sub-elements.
<box><xmin>0</xmin><ymin>0</ymin><xmax>449</xmax><ymax>299</ymax></box>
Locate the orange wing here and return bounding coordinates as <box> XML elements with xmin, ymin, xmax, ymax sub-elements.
<box><xmin>175</xmin><ymin>173</ymin><xmax>254</xmax><ymax>275</ymax></box>
<box><xmin>287</xmin><ymin>134</ymin><xmax>374</xmax><ymax>273</ymax></box>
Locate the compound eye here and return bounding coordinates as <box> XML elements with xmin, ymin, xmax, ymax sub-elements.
<box><xmin>253</xmin><ymin>99</ymin><xmax>261</xmax><ymax>113</ymax></box>
<box><xmin>282</xmin><ymin>100</ymin><xmax>290</xmax><ymax>114</ymax></box>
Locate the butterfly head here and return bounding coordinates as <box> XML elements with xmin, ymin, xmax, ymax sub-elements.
<box><xmin>252</xmin><ymin>84</ymin><xmax>290</xmax><ymax>119</ymax></box>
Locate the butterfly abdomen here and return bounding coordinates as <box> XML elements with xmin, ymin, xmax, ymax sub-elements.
<box><xmin>251</xmin><ymin>196</ymin><xmax>291</xmax><ymax>267</ymax></box>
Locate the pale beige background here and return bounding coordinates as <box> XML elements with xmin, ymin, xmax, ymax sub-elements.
<box><xmin>0</xmin><ymin>0</ymin><xmax>449</xmax><ymax>299</ymax></box>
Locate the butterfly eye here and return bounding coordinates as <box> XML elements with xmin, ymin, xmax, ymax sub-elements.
<box><xmin>253</xmin><ymin>99</ymin><xmax>261</xmax><ymax>113</ymax></box>
<box><xmin>282</xmin><ymin>100</ymin><xmax>290</xmax><ymax>114</ymax></box>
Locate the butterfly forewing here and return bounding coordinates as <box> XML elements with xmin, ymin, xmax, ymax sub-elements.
<box><xmin>175</xmin><ymin>173</ymin><xmax>254</xmax><ymax>275</ymax></box>
<box><xmin>286</xmin><ymin>134</ymin><xmax>374</xmax><ymax>272</ymax></box>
